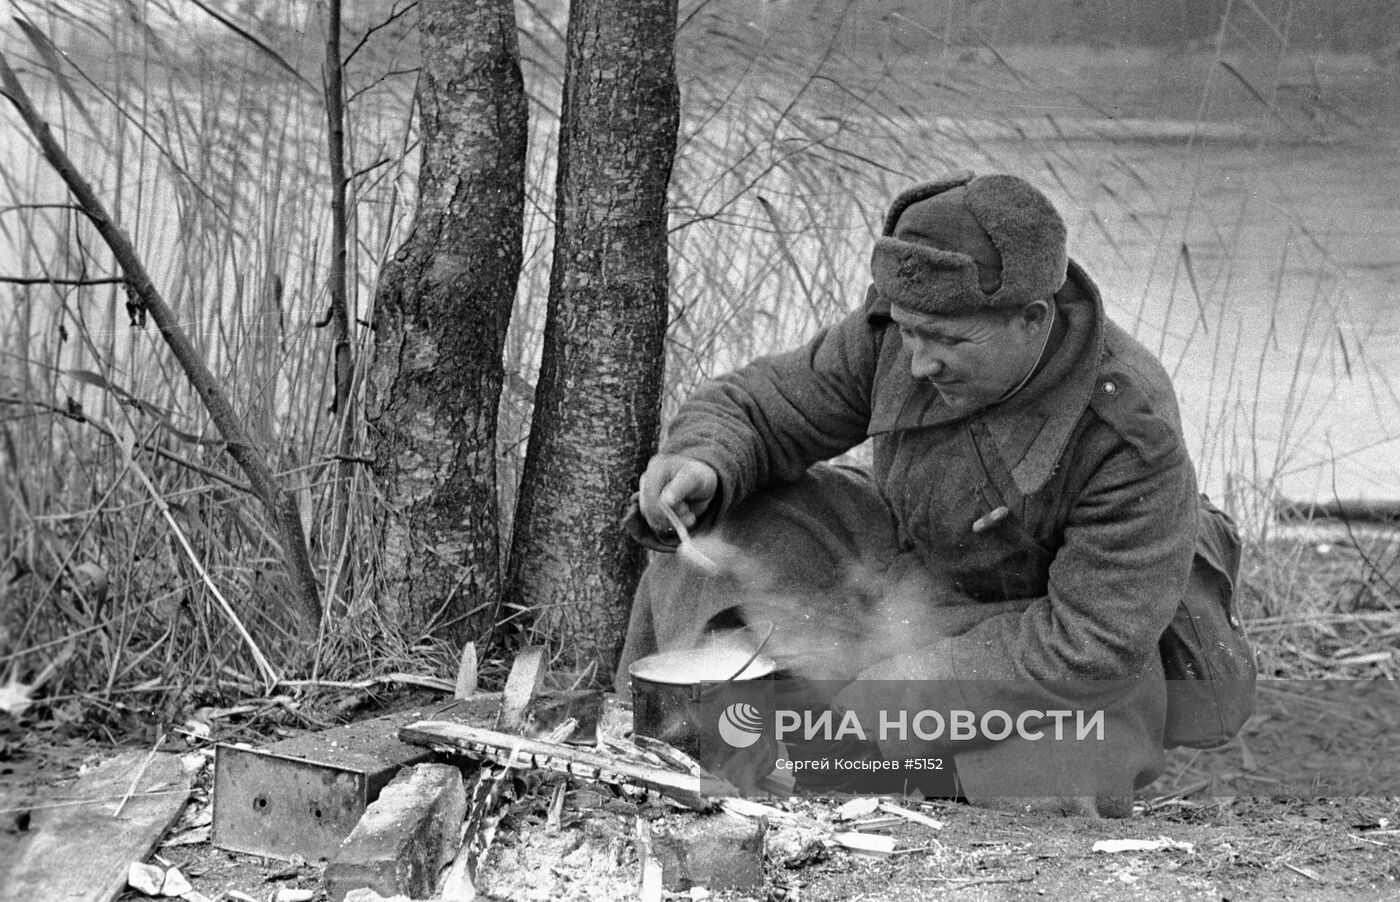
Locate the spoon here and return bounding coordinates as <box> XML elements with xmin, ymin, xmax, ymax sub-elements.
<box><xmin>660</xmin><ymin>503</ymin><xmax>722</xmax><ymax>575</ymax></box>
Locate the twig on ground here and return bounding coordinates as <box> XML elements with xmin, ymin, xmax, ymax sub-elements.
<box><xmin>945</xmin><ymin>874</ymin><xmax>1036</xmax><ymax>891</ymax></box>
<box><xmin>113</xmin><ymin>734</ymin><xmax>164</xmax><ymax>817</ymax></box>
<box><xmin>1283</xmin><ymin>861</ymin><xmax>1322</xmax><ymax>881</ymax></box>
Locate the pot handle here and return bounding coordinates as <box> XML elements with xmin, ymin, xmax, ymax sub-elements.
<box><xmin>722</xmin><ymin>619</ymin><xmax>775</xmax><ymax>683</ymax></box>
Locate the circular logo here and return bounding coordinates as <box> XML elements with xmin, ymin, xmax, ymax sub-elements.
<box><xmin>717</xmin><ymin>702</ymin><xmax>764</xmax><ymax>748</ymax></box>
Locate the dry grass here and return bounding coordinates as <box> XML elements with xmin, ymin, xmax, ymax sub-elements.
<box><xmin>0</xmin><ymin>0</ymin><xmax>423</xmax><ymax>725</ymax></box>
<box><xmin>1241</xmin><ymin>526</ymin><xmax>1400</xmax><ymax>679</ymax></box>
<box><xmin>0</xmin><ymin>0</ymin><xmax>1396</xmax><ymax>736</ymax></box>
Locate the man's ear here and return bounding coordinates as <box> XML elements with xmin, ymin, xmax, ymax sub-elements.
<box><xmin>1018</xmin><ymin>299</ymin><xmax>1052</xmax><ymax>331</ymax></box>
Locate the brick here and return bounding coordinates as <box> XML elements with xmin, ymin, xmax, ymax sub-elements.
<box><xmin>326</xmin><ymin>764</ymin><xmax>467</xmax><ymax>902</ymax></box>
<box><xmin>342</xmin><ymin>891</ymin><xmax>413</xmax><ymax>902</ymax></box>
<box><xmin>651</xmin><ymin>813</ymin><xmax>766</xmax><ymax>893</ymax></box>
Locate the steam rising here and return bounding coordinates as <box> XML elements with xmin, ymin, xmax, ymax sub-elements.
<box><xmin>683</xmin><ymin>534</ymin><xmax>975</xmax><ymax>682</ymax></box>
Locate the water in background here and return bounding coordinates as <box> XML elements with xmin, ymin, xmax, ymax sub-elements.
<box><xmin>3</xmin><ymin>1</ymin><xmax>1398</xmax><ymax>512</ymax></box>
<box><xmin>675</xmin><ymin>17</ymin><xmax>1400</xmax><ymax>511</ymax></box>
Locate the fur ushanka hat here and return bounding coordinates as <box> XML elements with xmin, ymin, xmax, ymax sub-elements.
<box><xmin>870</xmin><ymin>172</ymin><xmax>1068</xmax><ymax>315</ymax></box>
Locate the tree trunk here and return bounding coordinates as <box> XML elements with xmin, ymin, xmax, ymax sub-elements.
<box><xmin>323</xmin><ymin>0</ymin><xmax>357</xmax><ymax>586</ymax></box>
<box><xmin>365</xmin><ymin>0</ymin><xmax>527</xmax><ymax>640</ymax></box>
<box><xmin>505</xmin><ymin>0</ymin><xmax>679</xmax><ymax>676</ymax></box>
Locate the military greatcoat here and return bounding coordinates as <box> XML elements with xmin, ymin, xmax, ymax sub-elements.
<box><xmin>619</xmin><ymin>260</ymin><xmax>1200</xmax><ymax>803</ymax></box>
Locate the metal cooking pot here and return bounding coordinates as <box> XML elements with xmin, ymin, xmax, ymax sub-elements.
<box><xmin>628</xmin><ymin>643</ymin><xmax>777</xmax><ymax>782</ymax></box>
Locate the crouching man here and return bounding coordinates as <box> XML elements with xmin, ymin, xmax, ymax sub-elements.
<box><xmin>618</xmin><ymin>172</ymin><xmax>1220</xmax><ymax>815</ymax></box>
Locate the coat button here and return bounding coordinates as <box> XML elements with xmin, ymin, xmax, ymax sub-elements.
<box><xmin>1102</xmin><ymin>381</ymin><xmax>1117</xmax><ymax>394</ymax></box>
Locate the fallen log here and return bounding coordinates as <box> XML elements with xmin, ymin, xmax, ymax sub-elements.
<box><xmin>398</xmin><ymin>721</ymin><xmax>711</xmax><ymax>809</ymax></box>
<box><xmin>1275</xmin><ymin>498</ymin><xmax>1400</xmax><ymax>524</ymax></box>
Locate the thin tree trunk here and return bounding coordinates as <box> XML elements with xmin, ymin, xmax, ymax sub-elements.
<box><xmin>366</xmin><ymin>0</ymin><xmax>528</xmax><ymax>641</ymax></box>
<box><xmin>505</xmin><ymin>0</ymin><xmax>679</xmax><ymax>676</ymax></box>
<box><xmin>323</xmin><ymin>0</ymin><xmax>352</xmax><ymax>424</ymax></box>
<box><xmin>322</xmin><ymin>0</ymin><xmax>357</xmax><ymax>591</ymax></box>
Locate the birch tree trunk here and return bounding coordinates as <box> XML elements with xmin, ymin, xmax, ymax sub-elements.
<box><xmin>505</xmin><ymin>0</ymin><xmax>679</xmax><ymax>675</ymax></box>
<box><xmin>366</xmin><ymin>0</ymin><xmax>527</xmax><ymax>640</ymax></box>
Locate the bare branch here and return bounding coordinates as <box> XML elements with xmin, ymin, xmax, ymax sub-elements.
<box><xmin>184</xmin><ymin>0</ymin><xmax>317</xmax><ymax>91</ymax></box>
<box><xmin>1</xmin><ymin>275</ymin><xmax>124</xmax><ymax>286</ymax></box>
<box><xmin>0</xmin><ymin>52</ymin><xmax>322</xmax><ymax>637</ymax></box>
<box><xmin>0</xmin><ymin>395</ymin><xmax>255</xmax><ymax>496</ymax></box>
<box><xmin>0</xmin><ymin>203</ymin><xmax>85</xmax><ymax>216</ymax></box>
<box><xmin>343</xmin><ymin>0</ymin><xmax>419</xmax><ymax>67</ymax></box>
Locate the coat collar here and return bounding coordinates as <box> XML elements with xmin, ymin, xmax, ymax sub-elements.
<box><xmin>867</xmin><ymin>259</ymin><xmax>1106</xmax><ymax>496</ymax></box>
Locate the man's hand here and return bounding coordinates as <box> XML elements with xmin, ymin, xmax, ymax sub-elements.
<box><xmin>638</xmin><ymin>454</ymin><xmax>718</xmax><ymax>534</ymax></box>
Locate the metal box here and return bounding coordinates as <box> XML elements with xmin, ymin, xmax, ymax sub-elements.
<box><xmin>212</xmin><ymin>696</ymin><xmax>499</xmax><ymax>861</ymax></box>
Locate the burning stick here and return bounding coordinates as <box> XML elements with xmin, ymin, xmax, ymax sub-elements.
<box><xmin>443</xmin><ymin>718</ymin><xmax>578</xmax><ymax>899</ymax></box>
<box><xmin>399</xmin><ymin>721</ymin><xmax>711</xmax><ymax>809</ymax></box>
